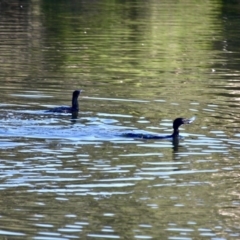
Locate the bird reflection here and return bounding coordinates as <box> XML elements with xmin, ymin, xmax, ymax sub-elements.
<box><xmin>171</xmin><ymin>137</ymin><xmax>182</xmax><ymax>173</ymax></box>
<box><xmin>172</xmin><ymin>136</ymin><xmax>180</xmax><ymax>152</ymax></box>
<box><xmin>71</xmin><ymin>111</ymin><xmax>78</xmax><ymax>124</ymax></box>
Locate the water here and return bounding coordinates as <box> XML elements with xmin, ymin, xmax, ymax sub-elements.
<box><xmin>0</xmin><ymin>0</ymin><xmax>240</xmax><ymax>239</ymax></box>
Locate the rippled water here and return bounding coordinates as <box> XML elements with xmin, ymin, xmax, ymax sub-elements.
<box><xmin>0</xmin><ymin>0</ymin><xmax>240</xmax><ymax>239</ymax></box>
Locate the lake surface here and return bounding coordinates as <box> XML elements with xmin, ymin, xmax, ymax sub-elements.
<box><xmin>0</xmin><ymin>0</ymin><xmax>240</xmax><ymax>239</ymax></box>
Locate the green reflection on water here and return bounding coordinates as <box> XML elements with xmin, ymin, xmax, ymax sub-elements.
<box><xmin>41</xmin><ymin>0</ymin><xmax>222</xmax><ymax>80</ymax></box>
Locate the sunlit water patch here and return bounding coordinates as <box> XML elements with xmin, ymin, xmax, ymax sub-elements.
<box><xmin>0</xmin><ymin>99</ymin><xmax>238</xmax><ymax>240</ymax></box>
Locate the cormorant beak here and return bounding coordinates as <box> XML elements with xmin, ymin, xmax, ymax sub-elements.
<box><xmin>182</xmin><ymin>116</ymin><xmax>196</xmax><ymax>125</ymax></box>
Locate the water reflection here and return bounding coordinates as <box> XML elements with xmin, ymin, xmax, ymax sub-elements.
<box><xmin>1</xmin><ymin>0</ymin><xmax>240</xmax><ymax>239</ymax></box>
<box><xmin>172</xmin><ymin>136</ymin><xmax>180</xmax><ymax>155</ymax></box>
<box><xmin>0</xmin><ymin>99</ymin><xmax>238</xmax><ymax>239</ymax></box>
<box><xmin>0</xmin><ymin>106</ymin><xmax>237</xmax><ymax>239</ymax></box>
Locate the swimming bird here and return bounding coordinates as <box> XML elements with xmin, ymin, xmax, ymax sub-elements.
<box><xmin>123</xmin><ymin>117</ymin><xmax>195</xmax><ymax>139</ymax></box>
<box><xmin>46</xmin><ymin>90</ymin><xmax>81</xmax><ymax>113</ymax></box>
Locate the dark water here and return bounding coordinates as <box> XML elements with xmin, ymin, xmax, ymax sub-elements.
<box><xmin>0</xmin><ymin>0</ymin><xmax>240</xmax><ymax>239</ymax></box>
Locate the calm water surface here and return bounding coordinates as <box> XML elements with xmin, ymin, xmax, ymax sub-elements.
<box><xmin>0</xmin><ymin>0</ymin><xmax>240</xmax><ymax>239</ymax></box>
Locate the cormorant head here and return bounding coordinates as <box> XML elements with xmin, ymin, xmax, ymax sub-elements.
<box><xmin>172</xmin><ymin>117</ymin><xmax>195</xmax><ymax>137</ymax></box>
<box><xmin>73</xmin><ymin>90</ymin><xmax>81</xmax><ymax>99</ymax></box>
<box><xmin>173</xmin><ymin>118</ymin><xmax>192</xmax><ymax>130</ymax></box>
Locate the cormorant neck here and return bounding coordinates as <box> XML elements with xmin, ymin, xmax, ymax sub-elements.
<box><xmin>172</xmin><ymin>129</ymin><xmax>179</xmax><ymax>137</ymax></box>
<box><xmin>72</xmin><ymin>97</ymin><xmax>79</xmax><ymax>110</ymax></box>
